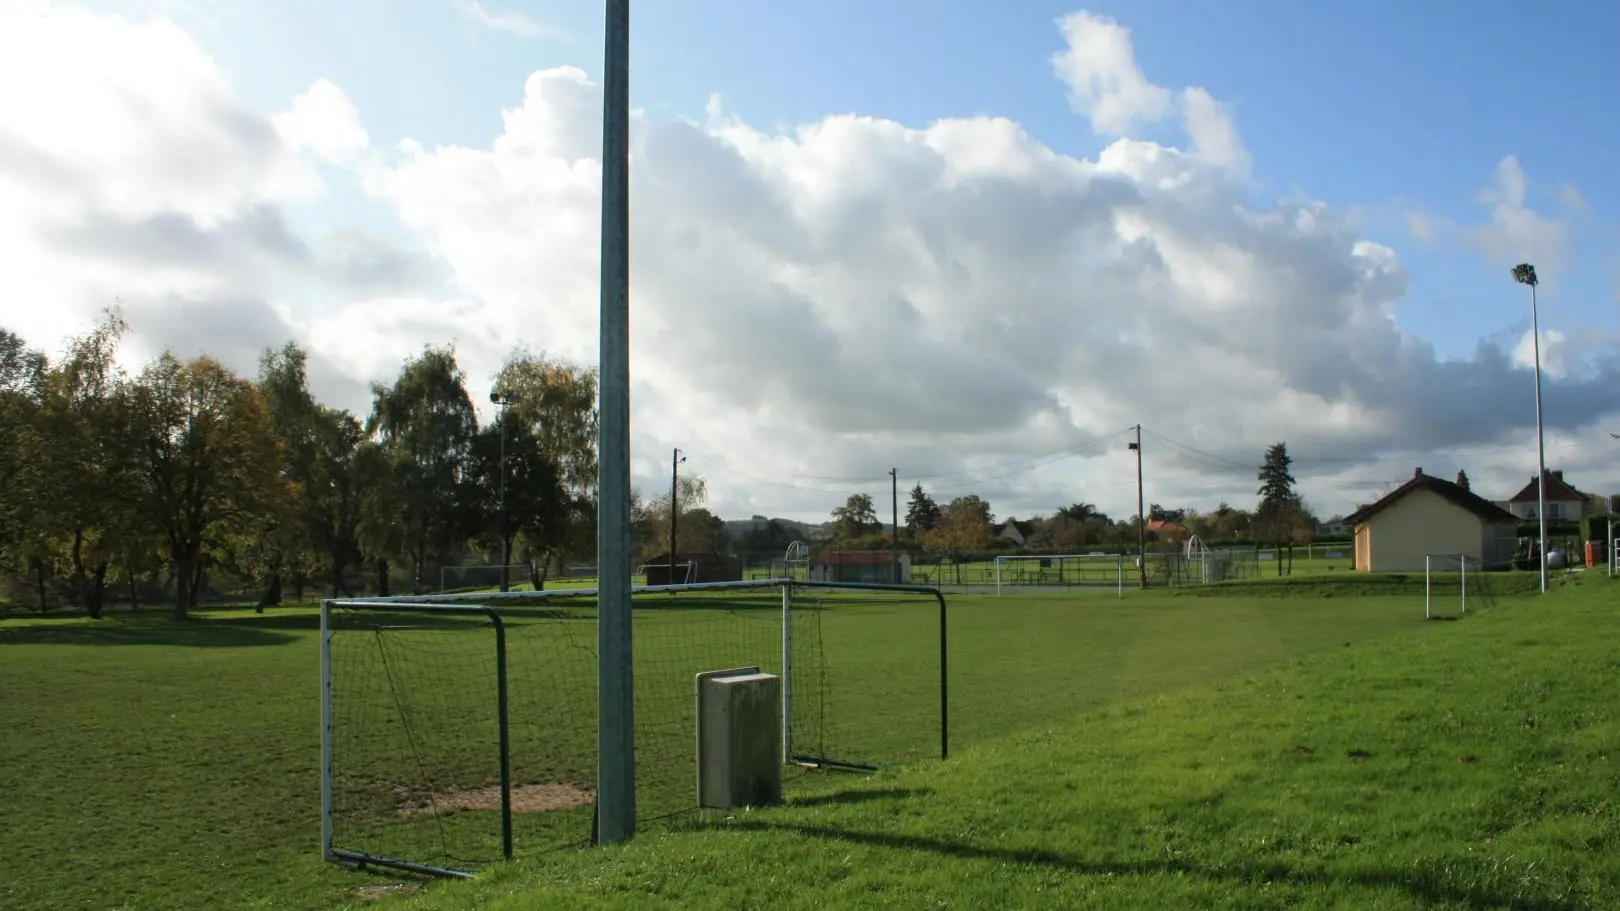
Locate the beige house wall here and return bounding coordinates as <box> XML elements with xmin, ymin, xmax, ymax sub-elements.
<box><xmin>1360</xmin><ymin>489</ymin><xmax>1494</xmax><ymax>573</ymax></box>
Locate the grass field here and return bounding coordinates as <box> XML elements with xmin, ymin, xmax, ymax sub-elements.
<box><xmin>1</xmin><ymin>572</ymin><xmax>1611</xmax><ymax>909</ymax></box>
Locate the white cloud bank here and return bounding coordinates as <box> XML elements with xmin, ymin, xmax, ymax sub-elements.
<box><xmin>3</xmin><ymin>2</ymin><xmax>1617</xmax><ymax>526</ymax></box>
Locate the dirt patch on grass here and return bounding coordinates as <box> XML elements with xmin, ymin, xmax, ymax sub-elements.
<box><xmin>349</xmin><ymin>883</ymin><xmax>423</xmax><ymax>902</ymax></box>
<box><xmin>398</xmin><ymin>782</ymin><xmax>595</xmax><ymax>815</ymax></box>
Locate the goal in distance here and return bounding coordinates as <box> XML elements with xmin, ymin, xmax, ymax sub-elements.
<box><xmin>993</xmin><ymin>553</ymin><xmax>1125</xmax><ymax>597</ymax></box>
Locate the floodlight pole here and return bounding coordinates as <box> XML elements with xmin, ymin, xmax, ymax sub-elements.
<box><xmin>889</xmin><ymin>468</ymin><xmax>899</xmax><ymax>584</ymax></box>
<box><xmin>596</xmin><ymin>0</ymin><xmax>635</xmax><ymax>846</ymax></box>
<box><xmin>1514</xmin><ymin>263</ymin><xmax>1549</xmax><ymax>594</ymax></box>
<box><xmin>669</xmin><ymin>448</ymin><xmax>684</xmax><ymax>582</ymax></box>
<box><xmin>490</xmin><ymin>390</ymin><xmax>518</xmax><ymax>592</ymax></box>
<box><xmin>1130</xmin><ymin>425</ymin><xmax>1146</xmax><ymax>588</ymax></box>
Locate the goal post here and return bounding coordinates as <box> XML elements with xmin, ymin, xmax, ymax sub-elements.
<box><xmin>321</xmin><ymin>577</ymin><xmax>947</xmax><ymax>875</ymax></box>
<box><xmin>1424</xmin><ymin>553</ymin><xmax>1475</xmax><ymax>620</ymax></box>
<box><xmin>994</xmin><ymin>553</ymin><xmax>1124</xmax><ymax>597</ymax></box>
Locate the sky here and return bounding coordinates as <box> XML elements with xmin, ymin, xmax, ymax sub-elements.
<box><xmin>4</xmin><ymin>0</ymin><xmax>1620</xmax><ymax>528</ymax></box>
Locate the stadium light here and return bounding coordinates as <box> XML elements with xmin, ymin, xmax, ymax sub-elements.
<box><xmin>490</xmin><ymin>390</ymin><xmax>521</xmax><ymax>592</ymax></box>
<box><xmin>1513</xmin><ymin>263</ymin><xmax>1548</xmax><ymax>594</ymax></box>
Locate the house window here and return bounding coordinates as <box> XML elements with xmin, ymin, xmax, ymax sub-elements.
<box><xmin>1548</xmin><ymin>503</ymin><xmax>1562</xmax><ymax>519</ymax></box>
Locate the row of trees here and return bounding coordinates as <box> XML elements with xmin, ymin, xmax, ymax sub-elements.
<box><xmin>0</xmin><ymin>313</ymin><xmax>742</xmax><ymax>618</ymax></box>
<box><xmin>820</xmin><ymin>442</ymin><xmax>1321</xmax><ymax>557</ymax></box>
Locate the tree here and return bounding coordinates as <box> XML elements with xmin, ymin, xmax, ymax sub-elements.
<box><xmin>905</xmin><ymin>485</ymin><xmax>942</xmax><ymax>541</ymax></box>
<box><xmin>831</xmin><ymin>493</ymin><xmax>880</xmax><ymax>541</ymax></box>
<box><xmin>633</xmin><ymin>474</ymin><xmax>711</xmax><ymax>557</ymax></box>
<box><xmin>36</xmin><ymin>312</ymin><xmax>142</xmax><ymax>618</ymax></box>
<box><xmin>1256</xmin><ymin>442</ymin><xmax>1302</xmax><ymax>576</ymax></box>
<box><xmin>923</xmin><ymin>495</ymin><xmax>993</xmax><ymax>556</ymax></box>
<box><xmin>491</xmin><ymin>350</ymin><xmax>600</xmax><ymax>570</ymax></box>
<box><xmin>306</xmin><ymin>406</ymin><xmax>367</xmax><ymax>597</ymax></box>
<box><xmin>468</xmin><ymin>418</ymin><xmax>568</xmax><ymax>586</ymax></box>
<box><xmin>0</xmin><ymin>327</ymin><xmax>49</xmax><ymax>607</ymax></box>
<box><xmin>247</xmin><ymin>341</ymin><xmax>326</xmax><ymax>609</ymax></box>
<box><xmin>130</xmin><ymin>353</ymin><xmax>281</xmax><ymax>618</ymax></box>
<box><xmin>1148</xmin><ymin>504</ymin><xmax>1186</xmax><ymax>523</ymax></box>
<box><xmin>1456</xmin><ymin>470</ymin><xmax>1471</xmax><ymax>492</ymax></box>
<box><xmin>366</xmin><ymin>345</ymin><xmax>479</xmax><ymax>593</ymax></box>
<box><xmin>737</xmin><ymin>518</ymin><xmax>797</xmax><ymax>557</ymax></box>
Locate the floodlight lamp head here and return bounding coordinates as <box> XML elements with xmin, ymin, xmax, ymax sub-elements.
<box><xmin>1512</xmin><ymin>263</ymin><xmax>1539</xmax><ymax>287</ymax></box>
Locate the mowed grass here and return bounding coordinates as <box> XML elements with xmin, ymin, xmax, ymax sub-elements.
<box><xmin>397</xmin><ymin>574</ymin><xmax>1620</xmax><ymax>911</ymax></box>
<box><xmin>0</xmin><ymin>577</ymin><xmax>1589</xmax><ymax>910</ymax></box>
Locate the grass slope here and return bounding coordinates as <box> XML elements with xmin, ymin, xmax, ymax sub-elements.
<box><xmin>393</xmin><ymin>577</ymin><xmax>1620</xmax><ymax>911</ymax></box>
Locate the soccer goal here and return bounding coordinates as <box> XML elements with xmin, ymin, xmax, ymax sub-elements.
<box><xmin>993</xmin><ymin>553</ymin><xmax>1124</xmax><ymax>597</ymax></box>
<box><xmin>1424</xmin><ymin>553</ymin><xmax>1479</xmax><ymax>620</ymax></box>
<box><xmin>320</xmin><ymin>578</ymin><xmax>947</xmax><ymax>877</ymax></box>
<box><xmin>439</xmin><ymin>564</ymin><xmax>533</xmax><ymax>593</ymax></box>
<box><xmin>635</xmin><ymin>560</ymin><xmax>695</xmax><ymax>584</ymax></box>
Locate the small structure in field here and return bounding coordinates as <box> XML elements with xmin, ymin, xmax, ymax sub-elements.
<box><xmin>1342</xmin><ymin>468</ymin><xmax>1518</xmax><ymax>573</ymax></box>
<box><xmin>809</xmin><ymin>550</ymin><xmax>911</xmax><ymax>584</ymax></box>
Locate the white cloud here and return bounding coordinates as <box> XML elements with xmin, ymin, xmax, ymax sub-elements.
<box><xmin>272</xmin><ymin>79</ymin><xmax>370</xmax><ymax>165</ymax></box>
<box><xmin>1050</xmin><ymin>12</ymin><xmax>1174</xmax><ymax>134</ymax></box>
<box><xmin>1469</xmin><ymin>154</ymin><xmax>1571</xmax><ymax>279</ymax></box>
<box><xmin>454</xmin><ymin>0</ymin><xmax>565</xmax><ymax>40</ymax></box>
<box><xmin>1512</xmin><ymin>328</ymin><xmax>1569</xmax><ymax>378</ymax></box>
<box><xmin>5</xmin><ymin>3</ymin><xmax>1620</xmax><ymax>527</ymax></box>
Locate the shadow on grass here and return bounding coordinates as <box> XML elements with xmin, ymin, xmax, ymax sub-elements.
<box><xmin>0</xmin><ymin>613</ymin><xmax>303</xmax><ymax>647</ymax></box>
<box><xmin>721</xmin><ymin>821</ymin><xmax>1580</xmax><ymax>911</ymax></box>
<box><xmin>785</xmin><ymin>787</ymin><xmax>931</xmax><ymax>809</ymax></box>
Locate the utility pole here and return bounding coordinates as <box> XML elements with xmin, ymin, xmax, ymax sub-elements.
<box><xmin>1514</xmin><ymin>263</ymin><xmax>1549</xmax><ymax>594</ymax></box>
<box><xmin>889</xmin><ymin>468</ymin><xmax>899</xmax><ymax>584</ymax></box>
<box><xmin>1129</xmin><ymin>425</ymin><xmax>1146</xmax><ymax>588</ymax></box>
<box><xmin>489</xmin><ymin>390</ymin><xmax>520</xmax><ymax>592</ymax></box>
<box><xmin>595</xmin><ymin>0</ymin><xmax>634</xmax><ymax>847</ymax></box>
<box><xmin>669</xmin><ymin>448</ymin><xmax>684</xmax><ymax>584</ymax></box>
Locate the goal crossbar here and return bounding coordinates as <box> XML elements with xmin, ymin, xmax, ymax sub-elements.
<box><xmin>993</xmin><ymin>554</ymin><xmax>1124</xmax><ymax>597</ymax></box>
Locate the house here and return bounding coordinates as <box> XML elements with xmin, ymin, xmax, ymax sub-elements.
<box><xmin>809</xmin><ymin>550</ymin><xmax>912</xmax><ymax>584</ymax></box>
<box><xmin>1503</xmin><ymin>470</ymin><xmax>1595</xmax><ymax>522</ymax></box>
<box><xmin>1317</xmin><ymin>518</ymin><xmax>1350</xmax><ymax>537</ymax></box>
<box><xmin>643</xmin><ymin>552</ymin><xmax>743</xmax><ymax>586</ymax></box>
<box><xmin>1146</xmin><ymin>520</ymin><xmax>1185</xmax><ymax>540</ymax></box>
<box><xmin>1342</xmin><ymin>468</ymin><xmax>1519</xmax><ymax>573</ymax></box>
<box><xmin>992</xmin><ymin>519</ymin><xmax>1036</xmax><ymax>547</ymax></box>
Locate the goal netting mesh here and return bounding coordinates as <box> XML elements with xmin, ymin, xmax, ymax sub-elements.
<box><xmin>322</xmin><ymin>580</ymin><xmax>943</xmax><ymax>874</ymax></box>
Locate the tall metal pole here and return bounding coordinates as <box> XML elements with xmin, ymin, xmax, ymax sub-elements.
<box><xmin>1515</xmin><ymin>263</ymin><xmax>1549</xmax><ymax>594</ymax></box>
<box><xmin>1531</xmin><ymin>283</ymin><xmax>1549</xmax><ymax>594</ymax></box>
<box><xmin>669</xmin><ymin>448</ymin><xmax>683</xmax><ymax>582</ymax></box>
<box><xmin>490</xmin><ymin>391</ymin><xmax>518</xmax><ymax>592</ymax></box>
<box><xmin>595</xmin><ymin>0</ymin><xmax>635</xmax><ymax>846</ymax></box>
<box><xmin>1131</xmin><ymin>425</ymin><xmax>1146</xmax><ymax>588</ymax></box>
<box><xmin>890</xmin><ymin>468</ymin><xmax>899</xmax><ymax>583</ymax></box>
<box><xmin>499</xmin><ymin>404</ymin><xmax>509</xmax><ymax>592</ymax></box>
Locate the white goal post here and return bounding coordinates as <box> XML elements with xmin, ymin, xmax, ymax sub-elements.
<box><xmin>993</xmin><ymin>553</ymin><xmax>1124</xmax><ymax>597</ymax></box>
<box><xmin>1424</xmin><ymin>553</ymin><xmax>1476</xmax><ymax>619</ymax></box>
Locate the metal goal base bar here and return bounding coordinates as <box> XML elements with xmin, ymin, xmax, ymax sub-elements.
<box><xmin>330</xmin><ymin>848</ymin><xmax>476</xmax><ymax>880</ymax></box>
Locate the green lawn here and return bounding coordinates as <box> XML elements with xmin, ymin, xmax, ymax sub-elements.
<box><xmin>0</xmin><ymin>575</ymin><xmax>1606</xmax><ymax>909</ymax></box>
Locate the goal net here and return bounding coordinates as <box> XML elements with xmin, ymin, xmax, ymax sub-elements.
<box><xmin>1423</xmin><ymin>553</ymin><xmax>1491</xmax><ymax>619</ymax></box>
<box><xmin>993</xmin><ymin>554</ymin><xmax>1125</xmax><ymax>596</ymax></box>
<box><xmin>438</xmin><ymin>564</ymin><xmax>533</xmax><ymax>593</ymax></box>
<box><xmin>320</xmin><ymin>579</ymin><xmax>945</xmax><ymax>876</ymax></box>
